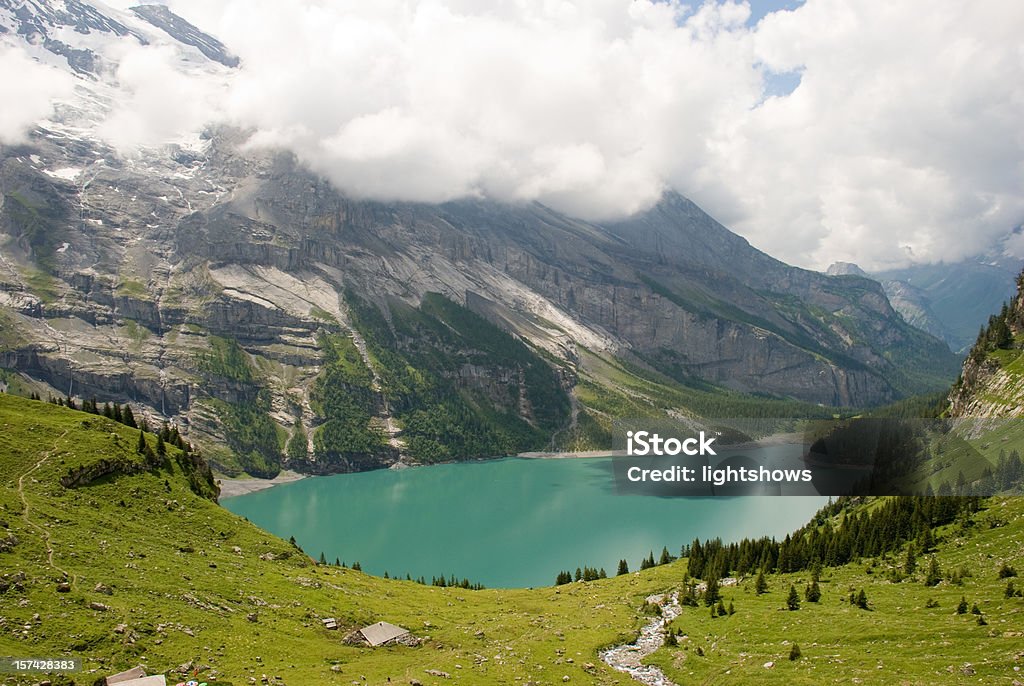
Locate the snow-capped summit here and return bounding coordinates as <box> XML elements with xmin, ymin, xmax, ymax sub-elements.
<box><xmin>0</xmin><ymin>0</ymin><xmax>235</xmax><ymax>76</ymax></box>
<box><xmin>129</xmin><ymin>4</ymin><xmax>238</xmax><ymax>68</ymax></box>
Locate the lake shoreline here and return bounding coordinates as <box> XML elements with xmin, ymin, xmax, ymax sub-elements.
<box><xmin>217</xmin><ymin>450</ymin><xmax>621</xmax><ymax>499</ymax></box>
<box><xmin>217</xmin><ymin>436</ymin><xmax>811</xmax><ymax>499</ymax></box>
<box><xmin>217</xmin><ymin>469</ymin><xmax>307</xmax><ymax>499</ymax></box>
<box><xmin>517</xmin><ymin>449</ymin><xmax>624</xmax><ymax>459</ymax></box>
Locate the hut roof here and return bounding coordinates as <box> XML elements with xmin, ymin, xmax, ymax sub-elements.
<box><xmin>359</xmin><ymin>621</ymin><xmax>410</xmax><ymax>646</ymax></box>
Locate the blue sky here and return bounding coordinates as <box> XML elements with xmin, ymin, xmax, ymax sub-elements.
<box><xmin>743</xmin><ymin>0</ymin><xmax>805</xmax><ymax>25</ymax></box>
<box><xmin>745</xmin><ymin>0</ymin><xmax>809</xmax><ymax>98</ymax></box>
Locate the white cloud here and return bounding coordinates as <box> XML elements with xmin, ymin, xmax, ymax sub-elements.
<box><xmin>0</xmin><ymin>47</ymin><xmax>74</xmax><ymax>144</ymax></box>
<box><xmin>178</xmin><ymin>0</ymin><xmax>764</xmax><ymax>221</ymax></box>
<box><xmin>713</xmin><ymin>1</ymin><xmax>1024</xmax><ymax>269</ymax></box>
<box><xmin>96</xmin><ymin>41</ymin><xmax>225</xmax><ymax>152</ymax></box>
<box><xmin>20</xmin><ymin>0</ymin><xmax>1024</xmax><ymax>271</ymax></box>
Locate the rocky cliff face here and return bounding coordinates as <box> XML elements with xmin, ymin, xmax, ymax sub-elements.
<box><xmin>947</xmin><ymin>272</ymin><xmax>1024</xmax><ymax>418</ymax></box>
<box><xmin>0</xmin><ymin>130</ymin><xmax>960</xmax><ymax>471</ymax></box>
<box><xmin>0</xmin><ymin>0</ymin><xmax>962</xmax><ymax>475</ymax></box>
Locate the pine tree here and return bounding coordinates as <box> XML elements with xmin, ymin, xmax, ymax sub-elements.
<box><xmin>716</xmin><ymin>599</ymin><xmax>727</xmax><ymax>616</ymax></box>
<box><xmin>755</xmin><ymin>570</ymin><xmax>768</xmax><ymax>595</ymax></box>
<box><xmin>659</xmin><ymin>547</ymin><xmax>673</xmax><ymax>565</ymax></box>
<box><xmin>351</xmin><ymin>561</ymin><xmax>361</xmax><ymax>571</ymax></box>
<box><xmin>855</xmin><ymin>589</ymin><xmax>868</xmax><ymax>610</ymax></box>
<box><xmin>789</xmin><ymin>643</ymin><xmax>802</xmax><ymax>661</ymax></box>
<box><xmin>122</xmin><ymin>404</ymin><xmax>137</xmax><ymax>428</ymax></box>
<box><xmin>112</xmin><ymin>403</ymin><xmax>123</xmax><ymax>423</ymax></box>
<box><xmin>156</xmin><ymin>434</ymin><xmax>166</xmax><ymax>457</ymax></box>
<box><xmin>924</xmin><ymin>555</ymin><xmax>941</xmax><ymax>586</ymax></box>
<box><xmin>786</xmin><ymin>584</ymin><xmax>800</xmax><ymax>610</ymax></box>
<box><xmin>956</xmin><ymin>596</ymin><xmax>968</xmax><ymax>614</ymax></box>
<box><xmin>904</xmin><ymin>544</ymin><xmax>917</xmax><ymax>575</ymax></box>
<box><xmin>727</xmin><ymin>601</ymin><xmax>735</xmax><ymax>615</ymax></box>
<box><xmin>918</xmin><ymin>526</ymin><xmax>935</xmax><ymax>553</ymax></box>
<box><xmin>805</xmin><ymin>579</ymin><xmax>821</xmax><ymax>603</ymax></box>
<box><xmin>704</xmin><ymin>577</ymin><xmax>721</xmax><ymax>606</ymax></box>
<box><xmin>137</xmin><ymin>430</ymin><xmax>147</xmax><ymax>454</ymax></box>
<box><xmin>617</xmin><ymin>559</ymin><xmax>629</xmax><ymax>576</ymax></box>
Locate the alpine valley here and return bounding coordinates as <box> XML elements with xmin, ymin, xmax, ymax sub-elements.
<box><xmin>0</xmin><ymin>3</ymin><xmax>1023</xmax><ymax>686</ymax></box>
<box><xmin>0</xmin><ymin>276</ymin><xmax>1019</xmax><ymax>685</ymax></box>
<box><xmin>0</xmin><ymin>0</ymin><xmax>962</xmax><ymax>479</ymax></box>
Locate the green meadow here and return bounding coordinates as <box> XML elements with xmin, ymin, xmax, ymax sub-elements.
<box><xmin>0</xmin><ymin>393</ymin><xmax>1021</xmax><ymax>685</ymax></box>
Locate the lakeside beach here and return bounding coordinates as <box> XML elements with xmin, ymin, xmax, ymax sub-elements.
<box><xmin>217</xmin><ymin>469</ymin><xmax>307</xmax><ymax>499</ymax></box>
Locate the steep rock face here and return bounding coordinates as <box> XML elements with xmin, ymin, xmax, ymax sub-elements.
<box><xmin>129</xmin><ymin>4</ymin><xmax>238</xmax><ymax>67</ymax></box>
<box><xmin>0</xmin><ymin>128</ymin><xmax>959</xmax><ymax>460</ymax></box>
<box><xmin>171</xmin><ymin>155</ymin><xmax>957</xmax><ymax>406</ymax></box>
<box><xmin>947</xmin><ymin>355</ymin><xmax>1021</xmax><ymax>418</ymax></box>
<box><xmin>948</xmin><ymin>273</ymin><xmax>1024</xmax><ymax>418</ymax></box>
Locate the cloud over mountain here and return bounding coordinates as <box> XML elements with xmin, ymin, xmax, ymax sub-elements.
<box><xmin>21</xmin><ymin>1</ymin><xmax>1024</xmax><ymax>269</ymax></box>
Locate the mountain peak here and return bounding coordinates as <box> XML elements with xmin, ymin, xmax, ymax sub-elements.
<box><xmin>825</xmin><ymin>261</ymin><xmax>868</xmax><ymax>277</ymax></box>
<box><xmin>130</xmin><ymin>3</ymin><xmax>238</xmax><ymax>68</ymax></box>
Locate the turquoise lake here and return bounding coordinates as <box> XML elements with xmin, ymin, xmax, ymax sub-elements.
<box><xmin>222</xmin><ymin>457</ymin><xmax>829</xmax><ymax>588</ymax></box>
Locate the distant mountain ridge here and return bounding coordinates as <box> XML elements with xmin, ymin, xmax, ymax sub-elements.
<box><xmin>129</xmin><ymin>3</ymin><xmax>239</xmax><ymax>67</ymax></box>
<box><xmin>828</xmin><ymin>247</ymin><xmax>1022</xmax><ymax>355</ymax></box>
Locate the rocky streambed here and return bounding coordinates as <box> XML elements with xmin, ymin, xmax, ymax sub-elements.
<box><xmin>600</xmin><ymin>591</ymin><xmax>681</xmax><ymax>686</ymax></box>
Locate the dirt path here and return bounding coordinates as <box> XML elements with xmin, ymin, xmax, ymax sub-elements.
<box><xmin>17</xmin><ymin>429</ymin><xmax>77</xmax><ymax>588</ymax></box>
<box><xmin>600</xmin><ymin>592</ymin><xmax>681</xmax><ymax>686</ymax></box>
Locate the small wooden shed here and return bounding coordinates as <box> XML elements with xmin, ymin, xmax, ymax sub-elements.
<box><xmin>350</xmin><ymin>621</ymin><xmax>411</xmax><ymax>646</ymax></box>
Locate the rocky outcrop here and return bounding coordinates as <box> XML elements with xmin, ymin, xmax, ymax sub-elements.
<box><xmin>60</xmin><ymin>453</ymin><xmax>160</xmax><ymax>489</ymax></box>
<box><xmin>947</xmin><ymin>272</ymin><xmax>1024</xmax><ymax>418</ymax></box>
<box><xmin>129</xmin><ymin>3</ymin><xmax>238</xmax><ymax>67</ymax></box>
<box><xmin>946</xmin><ymin>355</ymin><xmax>1021</xmax><ymax>417</ymax></box>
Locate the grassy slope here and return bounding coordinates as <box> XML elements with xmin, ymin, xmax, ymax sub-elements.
<box><xmin>648</xmin><ymin>499</ymin><xmax>1024</xmax><ymax>685</ymax></box>
<box><xmin>0</xmin><ymin>394</ymin><xmax>674</xmax><ymax>685</ymax></box>
<box><xmin>1</xmin><ymin>394</ymin><xmax>1022</xmax><ymax>685</ymax></box>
